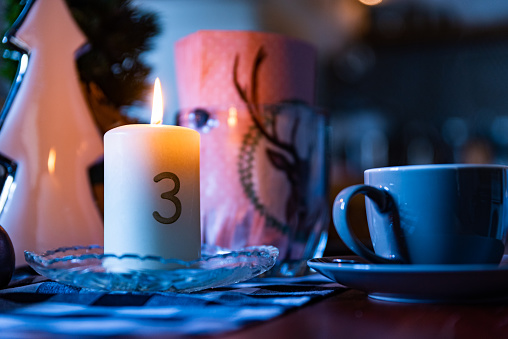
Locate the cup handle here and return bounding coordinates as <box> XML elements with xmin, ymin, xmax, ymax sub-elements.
<box><xmin>333</xmin><ymin>184</ymin><xmax>405</xmax><ymax>264</ymax></box>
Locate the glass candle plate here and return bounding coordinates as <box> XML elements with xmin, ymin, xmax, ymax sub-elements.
<box><xmin>25</xmin><ymin>244</ymin><xmax>279</xmax><ymax>293</ymax></box>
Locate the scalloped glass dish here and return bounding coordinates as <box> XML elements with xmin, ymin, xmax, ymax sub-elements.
<box><xmin>25</xmin><ymin>245</ymin><xmax>279</xmax><ymax>293</ymax></box>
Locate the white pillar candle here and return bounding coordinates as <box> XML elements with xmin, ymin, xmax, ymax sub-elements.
<box><xmin>104</xmin><ymin>79</ymin><xmax>200</xmax><ymax>269</ymax></box>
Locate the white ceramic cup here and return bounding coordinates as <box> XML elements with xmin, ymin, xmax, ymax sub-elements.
<box><xmin>334</xmin><ymin>164</ymin><xmax>508</xmax><ymax>265</ymax></box>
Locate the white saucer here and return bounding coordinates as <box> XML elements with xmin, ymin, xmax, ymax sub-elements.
<box><xmin>307</xmin><ymin>255</ymin><xmax>508</xmax><ymax>303</ymax></box>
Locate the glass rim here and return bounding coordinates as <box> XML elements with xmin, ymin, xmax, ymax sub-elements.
<box><xmin>176</xmin><ymin>102</ymin><xmax>328</xmax><ymax>116</ymax></box>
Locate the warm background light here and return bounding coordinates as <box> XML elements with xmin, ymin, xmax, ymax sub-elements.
<box><xmin>151</xmin><ymin>77</ymin><xmax>163</xmax><ymax>125</ymax></box>
<box><xmin>358</xmin><ymin>0</ymin><xmax>382</xmax><ymax>5</ymax></box>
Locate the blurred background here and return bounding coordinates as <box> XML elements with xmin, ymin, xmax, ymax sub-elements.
<box><xmin>2</xmin><ymin>0</ymin><xmax>508</xmax><ymax>254</ymax></box>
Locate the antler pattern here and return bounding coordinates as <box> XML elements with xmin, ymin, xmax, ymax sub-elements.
<box><xmin>233</xmin><ymin>47</ymin><xmax>300</xmax><ymax>158</ymax></box>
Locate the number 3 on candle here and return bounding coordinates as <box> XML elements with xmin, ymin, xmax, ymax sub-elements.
<box><xmin>153</xmin><ymin>172</ymin><xmax>182</xmax><ymax>224</ymax></box>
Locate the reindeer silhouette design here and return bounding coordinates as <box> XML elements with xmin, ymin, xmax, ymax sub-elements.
<box><xmin>233</xmin><ymin>46</ymin><xmax>324</xmax><ymax>259</ymax></box>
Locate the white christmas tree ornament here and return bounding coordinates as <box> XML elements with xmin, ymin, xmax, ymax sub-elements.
<box><xmin>0</xmin><ymin>0</ymin><xmax>104</xmax><ymax>266</ymax></box>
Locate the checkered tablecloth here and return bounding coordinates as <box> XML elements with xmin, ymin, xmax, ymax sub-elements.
<box><xmin>0</xmin><ymin>268</ymin><xmax>343</xmax><ymax>337</ymax></box>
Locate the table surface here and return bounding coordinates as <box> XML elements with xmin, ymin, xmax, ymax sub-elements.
<box><xmin>3</xmin><ymin>269</ymin><xmax>508</xmax><ymax>338</ymax></box>
<box><xmin>211</xmin><ymin>289</ymin><xmax>508</xmax><ymax>339</ymax></box>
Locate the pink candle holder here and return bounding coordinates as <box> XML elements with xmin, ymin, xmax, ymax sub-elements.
<box><xmin>175</xmin><ymin>30</ymin><xmax>326</xmax><ymax>276</ymax></box>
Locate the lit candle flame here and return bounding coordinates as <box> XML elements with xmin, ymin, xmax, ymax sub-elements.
<box><xmin>151</xmin><ymin>77</ymin><xmax>163</xmax><ymax>125</ymax></box>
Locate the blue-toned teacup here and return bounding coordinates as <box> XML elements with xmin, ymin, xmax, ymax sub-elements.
<box><xmin>334</xmin><ymin>164</ymin><xmax>508</xmax><ymax>265</ymax></box>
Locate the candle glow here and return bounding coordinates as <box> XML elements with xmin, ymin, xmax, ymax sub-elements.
<box><xmin>151</xmin><ymin>77</ymin><xmax>163</xmax><ymax>125</ymax></box>
<box><xmin>47</xmin><ymin>148</ymin><xmax>56</xmax><ymax>174</ymax></box>
<box><xmin>227</xmin><ymin>106</ymin><xmax>238</xmax><ymax>127</ymax></box>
